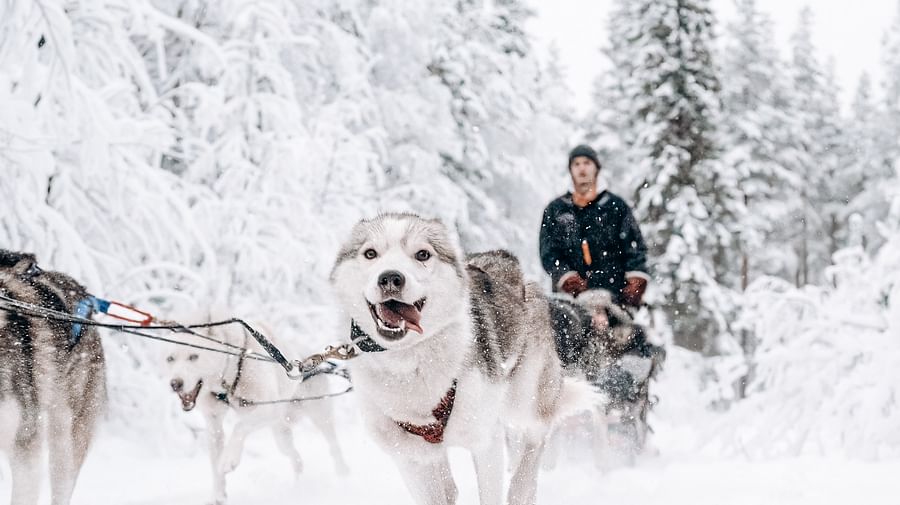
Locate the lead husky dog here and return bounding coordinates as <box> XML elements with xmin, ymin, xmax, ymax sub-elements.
<box><xmin>164</xmin><ymin>313</ymin><xmax>349</xmax><ymax>505</ymax></box>
<box><xmin>0</xmin><ymin>250</ymin><xmax>106</xmax><ymax>505</ymax></box>
<box><xmin>330</xmin><ymin>214</ymin><xmax>593</xmax><ymax>505</ymax></box>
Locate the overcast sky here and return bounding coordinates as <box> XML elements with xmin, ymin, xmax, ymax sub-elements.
<box><xmin>527</xmin><ymin>0</ymin><xmax>899</xmax><ymax>110</ymax></box>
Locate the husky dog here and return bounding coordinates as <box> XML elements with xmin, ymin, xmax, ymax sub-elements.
<box><xmin>330</xmin><ymin>213</ymin><xmax>594</xmax><ymax>505</ymax></box>
<box><xmin>0</xmin><ymin>250</ymin><xmax>107</xmax><ymax>505</ymax></box>
<box><xmin>163</xmin><ymin>314</ymin><xmax>349</xmax><ymax>505</ymax></box>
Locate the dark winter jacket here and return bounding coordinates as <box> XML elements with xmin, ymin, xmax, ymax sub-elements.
<box><xmin>539</xmin><ymin>190</ymin><xmax>649</xmax><ymax>302</ymax></box>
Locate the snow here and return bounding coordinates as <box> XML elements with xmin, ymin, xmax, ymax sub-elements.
<box><xmin>4</xmin><ymin>350</ymin><xmax>899</xmax><ymax>504</ymax></box>
<box><xmin>2</xmin><ymin>0</ymin><xmax>900</xmax><ymax>503</ymax></box>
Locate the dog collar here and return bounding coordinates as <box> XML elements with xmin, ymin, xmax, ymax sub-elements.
<box><xmin>396</xmin><ymin>379</ymin><xmax>458</xmax><ymax>444</ymax></box>
<box><xmin>350</xmin><ymin>320</ymin><xmax>387</xmax><ymax>353</ymax></box>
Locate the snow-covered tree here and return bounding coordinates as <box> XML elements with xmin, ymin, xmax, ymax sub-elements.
<box><xmin>719</xmin><ymin>0</ymin><xmax>802</xmax><ymax>286</ymax></box>
<box><xmin>0</xmin><ymin>0</ymin><xmax>579</xmax><ymax>434</ymax></box>
<box><xmin>785</xmin><ymin>8</ymin><xmax>849</xmax><ymax>286</ymax></box>
<box><xmin>881</xmin><ymin>0</ymin><xmax>900</xmax><ymax>171</ymax></box>
<box><xmin>414</xmin><ymin>0</ymin><xmax>572</xmax><ymax>273</ymax></box>
<box><xmin>843</xmin><ymin>73</ymin><xmax>892</xmax><ymax>252</ymax></box>
<box><xmin>594</xmin><ymin>0</ymin><xmax>743</xmax><ymax>353</ymax></box>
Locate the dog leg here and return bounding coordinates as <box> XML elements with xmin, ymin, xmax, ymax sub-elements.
<box><xmin>48</xmin><ymin>402</ymin><xmax>78</xmax><ymax>505</ymax></box>
<box><xmin>306</xmin><ymin>403</ymin><xmax>350</xmax><ymax>475</ymax></box>
<box><xmin>271</xmin><ymin>421</ymin><xmax>304</xmax><ymax>476</ymax></box>
<box><xmin>218</xmin><ymin>411</ymin><xmax>267</xmax><ymax>476</ymax></box>
<box><xmin>11</xmin><ymin>415</ymin><xmax>42</xmax><ymax>505</ymax></box>
<box><xmin>68</xmin><ymin>378</ymin><xmax>104</xmax><ymax>499</ymax></box>
<box><xmin>393</xmin><ymin>451</ymin><xmax>456</xmax><ymax>505</ymax></box>
<box><xmin>203</xmin><ymin>407</ymin><xmax>228</xmax><ymax>505</ymax></box>
<box><xmin>592</xmin><ymin>407</ymin><xmax>611</xmax><ymax>471</ymax></box>
<box><xmin>472</xmin><ymin>429</ymin><xmax>504</xmax><ymax>505</ymax></box>
<box><xmin>504</xmin><ymin>429</ymin><xmax>524</xmax><ymax>474</ymax></box>
<box><xmin>506</xmin><ymin>432</ymin><xmax>547</xmax><ymax>505</ymax></box>
<box><xmin>540</xmin><ymin>424</ymin><xmax>561</xmax><ymax>472</ymax></box>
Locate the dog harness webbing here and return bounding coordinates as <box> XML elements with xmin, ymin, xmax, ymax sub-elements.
<box><xmin>396</xmin><ymin>379</ymin><xmax>458</xmax><ymax>444</ymax></box>
<box><xmin>70</xmin><ymin>296</ymin><xmax>106</xmax><ymax>347</ymax></box>
<box><xmin>212</xmin><ymin>345</ymin><xmax>247</xmax><ymax>405</ymax></box>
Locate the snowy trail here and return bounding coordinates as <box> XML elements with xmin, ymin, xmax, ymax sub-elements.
<box><xmin>4</xmin><ymin>348</ymin><xmax>898</xmax><ymax>504</ymax></box>
<box><xmin>5</xmin><ymin>417</ymin><xmax>897</xmax><ymax>505</ymax></box>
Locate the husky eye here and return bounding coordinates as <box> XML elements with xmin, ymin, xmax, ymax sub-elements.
<box><xmin>363</xmin><ymin>248</ymin><xmax>378</xmax><ymax>260</ymax></box>
<box><xmin>188</xmin><ymin>354</ymin><xmax>199</xmax><ymax>362</ymax></box>
<box><xmin>166</xmin><ymin>355</ymin><xmax>175</xmax><ymax>363</ymax></box>
<box><xmin>415</xmin><ymin>250</ymin><xmax>431</xmax><ymax>262</ymax></box>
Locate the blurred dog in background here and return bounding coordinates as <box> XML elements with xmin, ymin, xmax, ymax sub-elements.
<box><xmin>163</xmin><ymin>312</ymin><xmax>349</xmax><ymax>505</ymax></box>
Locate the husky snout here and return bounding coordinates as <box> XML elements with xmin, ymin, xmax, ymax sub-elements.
<box><xmin>171</xmin><ymin>377</ymin><xmax>203</xmax><ymax>411</ymax></box>
<box><xmin>365</xmin><ymin>269</ymin><xmax>427</xmax><ymax>339</ymax></box>
<box><xmin>378</xmin><ymin>269</ymin><xmax>406</xmax><ymax>295</ymax></box>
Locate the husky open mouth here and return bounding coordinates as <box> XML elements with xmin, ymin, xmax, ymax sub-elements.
<box><xmin>173</xmin><ymin>379</ymin><xmax>203</xmax><ymax>411</ymax></box>
<box><xmin>367</xmin><ymin>298</ymin><xmax>426</xmax><ymax>339</ymax></box>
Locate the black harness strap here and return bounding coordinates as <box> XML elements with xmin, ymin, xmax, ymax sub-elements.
<box><xmin>213</xmin><ymin>349</ymin><xmax>246</xmax><ymax>405</ymax></box>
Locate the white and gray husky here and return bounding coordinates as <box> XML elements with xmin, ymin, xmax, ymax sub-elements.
<box><xmin>163</xmin><ymin>314</ymin><xmax>349</xmax><ymax>505</ymax></box>
<box><xmin>0</xmin><ymin>250</ymin><xmax>107</xmax><ymax>505</ymax></box>
<box><xmin>330</xmin><ymin>213</ymin><xmax>595</xmax><ymax>505</ymax></box>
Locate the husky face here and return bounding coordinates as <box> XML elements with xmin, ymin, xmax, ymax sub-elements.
<box><xmin>330</xmin><ymin>213</ymin><xmax>467</xmax><ymax>349</ymax></box>
<box><xmin>164</xmin><ymin>337</ymin><xmax>220</xmax><ymax>411</ymax></box>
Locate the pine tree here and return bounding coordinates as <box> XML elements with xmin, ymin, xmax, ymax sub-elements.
<box><xmin>881</xmin><ymin>0</ymin><xmax>900</xmax><ymax>168</ymax></box>
<box><xmin>786</xmin><ymin>8</ymin><xmax>850</xmax><ymax>285</ymax></box>
<box><xmin>597</xmin><ymin>0</ymin><xmax>743</xmax><ymax>352</ymax></box>
<box><xmin>719</xmin><ymin>0</ymin><xmax>802</xmax><ymax>286</ymax></box>
<box><xmin>846</xmin><ymin>73</ymin><xmax>891</xmax><ymax>251</ymax></box>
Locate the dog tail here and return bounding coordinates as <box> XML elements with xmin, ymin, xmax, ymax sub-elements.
<box><xmin>555</xmin><ymin>375</ymin><xmax>607</xmax><ymax>421</ymax></box>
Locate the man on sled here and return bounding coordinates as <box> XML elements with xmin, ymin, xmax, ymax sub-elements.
<box><xmin>539</xmin><ymin>144</ymin><xmax>664</xmax><ymax>460</ymax></box>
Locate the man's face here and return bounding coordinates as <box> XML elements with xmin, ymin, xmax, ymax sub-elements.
<box><xmin>569</xmin><ymin>156</ymin><xmax>598</xmax><ymax>192</ymax></box>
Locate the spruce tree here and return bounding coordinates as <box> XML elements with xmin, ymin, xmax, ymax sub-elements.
<box><xmin>787</xmin><ymin>8</ymin><xmax>849</xmax><ymax>285</ymax></box>
<box><xmin>599</xmin><ymin>0</ymin><xmax>742</xmax><ymax>352</ymax></box>
<box><xmin>846</xmin><ymin>73</ymin><xmax>890</xmax><ymax>251</ymax></box>
<box><xmin>719</xmin><ymin>0</ymin><xmax>802</xmax><ymax>286</ymax></box>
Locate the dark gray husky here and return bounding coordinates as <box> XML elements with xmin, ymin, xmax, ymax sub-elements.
<box><xmin>0</xmin><ymin>250</ymin><xmax>106</xmax><ymax>505</ymax></box>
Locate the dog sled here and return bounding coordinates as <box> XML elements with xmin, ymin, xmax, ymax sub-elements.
<box><xmin>548</xmin><ymin>290</ymin><xmax>665</xmax><ymax>464</ymax></box>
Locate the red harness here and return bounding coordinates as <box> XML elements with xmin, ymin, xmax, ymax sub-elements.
<box><xmin>396</xmin><ymin>379</ymin><xmax>458</xmax><ymax>444</ymax></box>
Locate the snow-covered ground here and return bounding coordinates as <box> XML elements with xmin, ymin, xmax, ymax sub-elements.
<box><xmin>4</xmin><ymin>348</ymin><xmax>897</xmax><ymax>505</ymax></box>
<box><xmin>23</xmin><ymin>436</ymin><xmax>900</xmax><ymax>505</ymax></box>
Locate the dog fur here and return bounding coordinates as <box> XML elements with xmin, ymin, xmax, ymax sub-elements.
<box><xmin>0</xmin><ymin>250</ymin><xmax>107</xmax><ymax>505</ymax></box>
<box><xmin>329</xmin><ymin>213</ymin><xmax>594</xmax><ymax>505</ymax></box>
<box><xmin>163</xmin><ymin>313</ymin><xmax>349</xmax><ymax>505</ymax></box>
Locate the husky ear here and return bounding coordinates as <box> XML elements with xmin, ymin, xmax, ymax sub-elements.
<box><xmin>422</xmin><ymin>218</ymin><xmax>464</xmax><ymax>266</ymax></box>
<box><xmin>0</xmin><ymin>250</ymin><xmax>38</xmax><ymax>275</ymax></box>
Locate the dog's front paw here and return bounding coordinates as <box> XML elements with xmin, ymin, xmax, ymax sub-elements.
<box><xmin>208</xmin><ymin>492</ymin><xmax>227</xmax><ymax>505</ymax></box>
<box><xmin>334</xmin><ymin>460</ymin><xmax>350</xmax><ymax>476</ymax></box>
<box><xmin>291</xmin><ymin>456</ymin><xmax>304</xmax><ymax>476</ymax></box>
<box><xmin>218</xmin><ymin>451</ymin><xmax>242</xmax><ymax>475</ymax></box>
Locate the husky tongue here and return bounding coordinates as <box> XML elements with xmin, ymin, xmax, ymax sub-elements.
<box><xmin>379</xmin><ymin>300</ymin><xmax>423</xmax><ymax>333</ymax></box>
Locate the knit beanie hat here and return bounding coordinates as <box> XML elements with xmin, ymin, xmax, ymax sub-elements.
<box><xmin>568</xmin><ymin>144</ymin><xmax>601</xmax><ymax>170</ymax></box>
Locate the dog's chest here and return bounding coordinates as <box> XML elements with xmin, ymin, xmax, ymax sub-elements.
<box><xmin>355</xmin><ymin>365</ymin><xmax>457</xmax><ymax>424</ymax></box>
<box><xmin>357</xmin><ymin>364</ymin><xmax>506</xmax><ymax>447</ymax></box>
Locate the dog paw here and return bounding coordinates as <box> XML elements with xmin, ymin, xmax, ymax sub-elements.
<box><xmin>208</xmin><ymin>493</ymin><xmax>227</xmax><ymax>505</ymax></box>
<box><xmin>291</xmin><ymin>457</ymin><xmax>304</xmax><ymax>476</ymax></box>
<box><xmin>218</xmin><ymin>452</ymin><xmax>241</xmax><ymax>475</ymax></box>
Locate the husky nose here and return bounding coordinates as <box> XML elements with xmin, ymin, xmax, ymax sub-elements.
<box><xmin>378</xmin><ymin>270</ymin><xmax>405</xmax><ymax>294</ymax></box>
<box><xmin>171</xmin><ymin>378</ymin><xmax>184</xmax><ymax>392</ymax></box>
